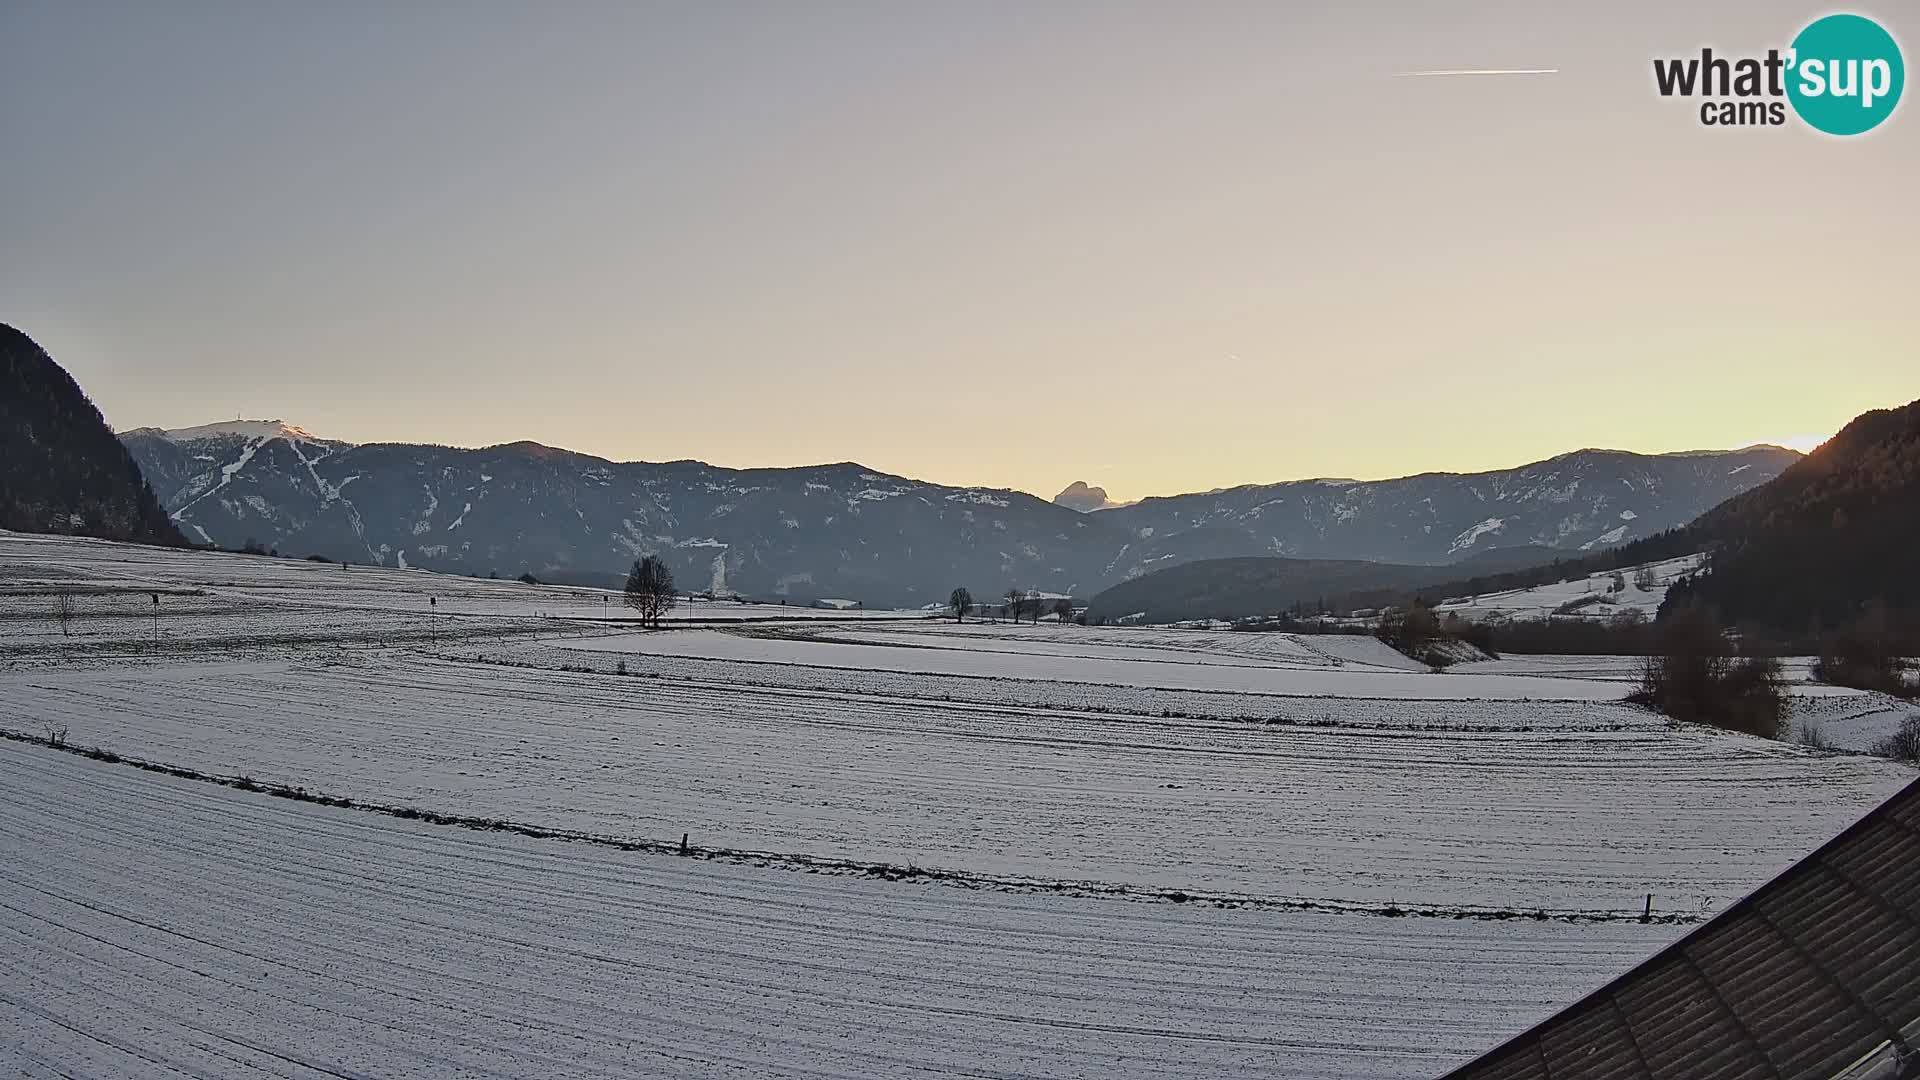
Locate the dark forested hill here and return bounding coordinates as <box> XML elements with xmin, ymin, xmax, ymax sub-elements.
<box><xmin>0</xmin><ymin>324</ymin><xmax>185</xmax><ymax>546</ymax></box>
<box><xmin>1663</xmin><ymin>398</ymin><xmax>1920</xmax><ymax>633</ymax></box>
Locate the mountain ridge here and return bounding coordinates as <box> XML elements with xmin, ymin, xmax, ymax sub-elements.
<box><xmin>1106</xmin><ymin>445</ymin><xmax>1795</xmax><ymax>506</ymax></box>
<box><xmin>1123</xmin><ymin>399</ymin><xmax>1918</xmax><ymax>636</ymax></box>
<box><xmin>119</xmin><ymin>416</ymin><xmax>1797</xmax><ymax>605</ymax></box>
<box><xmin>131</xmin><ymin>420</ymin><xmax>1795</xmax><ymax>505</ymax></box>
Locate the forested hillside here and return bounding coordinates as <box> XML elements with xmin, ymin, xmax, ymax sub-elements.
<box><xmin>0</xmin><ymin>324</ymin><xmax>185</xmax><ymax>546</ymax></box>
<box><xmin>1664</xmin><ymin>398</ymin><xmax>1919</xmax><ymax>634</ymax></box>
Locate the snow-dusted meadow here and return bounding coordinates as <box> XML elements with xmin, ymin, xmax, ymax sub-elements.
<box><xmin>1434</xmin><ymin>553</ymin><xmax>1704</xmax><ymax>623</ymax></box>
<box><xmin>2</xmin><ymin>532</ymin><xmax>1914</xmax><ymax>1078</ymax></box>
<box><xmin>1</xmin><ymin>741</ymin><xmax>1679</xmax><ymax>1080</ymax></box>
<box><xmin>0</xmin><ymin>530</ymin><xmax>929</xmax><ymax>633</ymax></box>
<box><xmin>554</xmin><ymin>624</ymin><xmax>1636</xmax><ymax>700</ymax></box>
<box><xmin>12</xmin><ymin>653</ymin><xmax>1906</xmax><ymax>912</ymax></box>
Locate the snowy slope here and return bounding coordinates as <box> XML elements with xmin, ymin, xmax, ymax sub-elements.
<box><xmin>1435</xmin><ymin>554</ymin><xmax>1706</xmax><ymax>623</ymax></box>
<box><xmin>1099</xmin><ymin>447</ymin><xmax>1796</xmax><ymax>567</ymax></box>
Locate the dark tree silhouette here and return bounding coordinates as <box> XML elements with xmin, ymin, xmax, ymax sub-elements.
<box><xmin>949</xmin><ymin>587</ymin><xmax>972</xmax><ymax>623</ymax></box>
<box><xmin>1630</xmin><ymin>603</ymin><xmax>1786</xmax><ymax>738</ymax></box>
<box><xmin>626</xmin><ymin>556</ymin><xmax>677</xmax><ymax>628</ymax></box>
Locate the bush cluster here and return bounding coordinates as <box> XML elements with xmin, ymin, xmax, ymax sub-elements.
<box><xmin>1628</xmin><ymin>605</ymin><xmax>1786</xmax><ymax>739</ymax></box>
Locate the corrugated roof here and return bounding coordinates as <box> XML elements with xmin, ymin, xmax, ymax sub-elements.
<box><xmin>1440</xmin><ymin>776</ymin><xmax>1920</xmax><ymax>1080</ymax></box>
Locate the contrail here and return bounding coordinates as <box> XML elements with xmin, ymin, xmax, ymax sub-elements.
<box><xmin>1393</xmin><ymin>68</ymin><xmax>1560</xmax><ymax>77</ymax></box>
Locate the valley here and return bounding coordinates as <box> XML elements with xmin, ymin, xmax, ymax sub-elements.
<box><xmin>3</xmin><ymin>531</ymin><xmax>1913</xmax><ymax>1077</ymax></box>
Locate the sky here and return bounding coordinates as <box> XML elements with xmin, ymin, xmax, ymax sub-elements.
<box><xmin>3</xmin><ymin>1</ymin><xmax>1914</xmax><ymax>502</ymax></box>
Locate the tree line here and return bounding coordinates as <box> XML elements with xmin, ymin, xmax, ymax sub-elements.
<box><xmin>946</xmin><ymin>586</ymin><xmax>1073</xmax><ymax>624</ymax></box>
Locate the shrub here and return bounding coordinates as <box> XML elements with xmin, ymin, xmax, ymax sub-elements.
<box><xmin>1377</xmin><ymin>603</ymin><xmax>1442</xmax><ymax>662</ymax></box>
<box><xmin>1794</xmin><ymin>720</ymin><xmax>1835</xmax><ymax>751</ymax></box>
<box><xmin>1812</xmin><ymin>612</ymin><xmax>1918</xmax><ymax>698</ymax></box>
<box><xmin>1629</xmin><ymin>605</ymin><xmax>1786</xmax><ymax>739</ymax></box>
<box><xmin>1472</xmin><ymin>615</ymin><xmax>1654</xmax><ymax>656</ymax></box>
<box><xmin>1553</xmin><ymin>594</ymin><xmax>1612</xmax><ymax>615</ymax></box>
<box><xmin>1869</xmin><ymin>716</ymin><xmax>1920</xmax><ymax>762</ymax></box>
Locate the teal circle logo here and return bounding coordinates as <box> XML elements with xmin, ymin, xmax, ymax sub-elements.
<box><xmin>1787</xmin><ymin>14</ymin><xmax>1904</xmax><ymax>135</ymax></box>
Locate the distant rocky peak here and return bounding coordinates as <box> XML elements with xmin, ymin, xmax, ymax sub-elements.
<box><xmin>1054</xmin><ymin>481</ymin><xmax>1118</xmax><ymax>513</ymax></box>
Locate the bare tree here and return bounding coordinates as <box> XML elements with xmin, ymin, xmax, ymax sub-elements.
<box><xmin>651</xmin><ymin>558</ymin><xmax>677</xmax><ymax>627</ymax></box>
<box><xmin>1004</xmin><ymin>587</ymin><xmax>1023</xmax><ymax>623</ymax></box>
<box><xmin>1871</xmin><ymin>716</ymin><xmax>1920</xmax><ymax>762</ymax></box>
<box><xmin>949</xmin><ymin>587</ymin><xmax>972</xmax><ymax>623</ymax></box>
<box><xmin>53</xmin><ymin>591</ymin><xmax>74</xmax><ymax>637</ymax></box>
<box><xmin>1052</xmin><ymin>598</ymin><xmax>1074</xmax><ymax>623</ymax></box>
<box><xmin>625</xmin><ymin>556</ymin><xmax>678</xmax><ymax>628</ymax></box>
<box><xmin>632</xmin><ymin>570</ymin><xmax>657</xmax><ymax>626</ymax></box>
<box><xmin>1633</xmin><ymin>565</ymin><xmax>1658</xmax><ymax>591</ymax></box>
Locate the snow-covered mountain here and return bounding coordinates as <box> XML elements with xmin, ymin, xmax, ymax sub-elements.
<box><xmin>120</xmin><ymin>423</ymin><xmax>1107</xmax><ymax>604</ymax></box>
<box><xmin>1094</xmin><ymin>447</ymin><xmax>1801</xmax><ymax>570</ymax></box>
<box><xmin>119</xmin><ymin>423</ymin><xmax>1798</xmax><ymax>605</ymax></box>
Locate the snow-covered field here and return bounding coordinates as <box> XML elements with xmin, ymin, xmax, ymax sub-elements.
<box><xmin>1461</xmin><ymin>652</ymin><xmax>1819</xmax><ymax>684</ymax></box>
<box><xmin>1435</xmin><ymin>553</ymin><xmax>1704</xmax><ymax>623</ymax></box>
<box><xmin>3</xmin><ymin>534</ymin><xmax>1915</xmax><ymax>1078</ymax></box>
<box><xmin>480</xmin><ymin>638</ymin><xmax>1671</xmax><ymax>729</ymax></box>
<box><xmin>556</xmin><ymin>626</ymin><xmax>1634</xmax><ymax>701</ymax></box>
<box><xmin>1788</xmin><ymin>689</ymin><xmax>1920</xmax><ymax>753</ymax></box>
<box><xmin>6</xmin><ymin>653</ymin><xmax>1908</xmax><ymax>912</ymax></box>
<box><xmin>0</xmin><ymin>742</ymin><xmax>1678</xmax><ymax>1079</ymax></box>
<box><xmin>0</xmin><ymin>530</ymin><xmax>931</xmax><ymax>629</ymax></box>
<box><xmin>1458</xmin><ymin>653</ymin><xmax>1911</xmax><ymax>751</ymax></box>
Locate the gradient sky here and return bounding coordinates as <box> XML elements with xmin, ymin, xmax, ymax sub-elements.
<box><xmin>3</xmin><ymin>2</ymin><xmax>1914</xmax><ymax>501</ymax></box>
